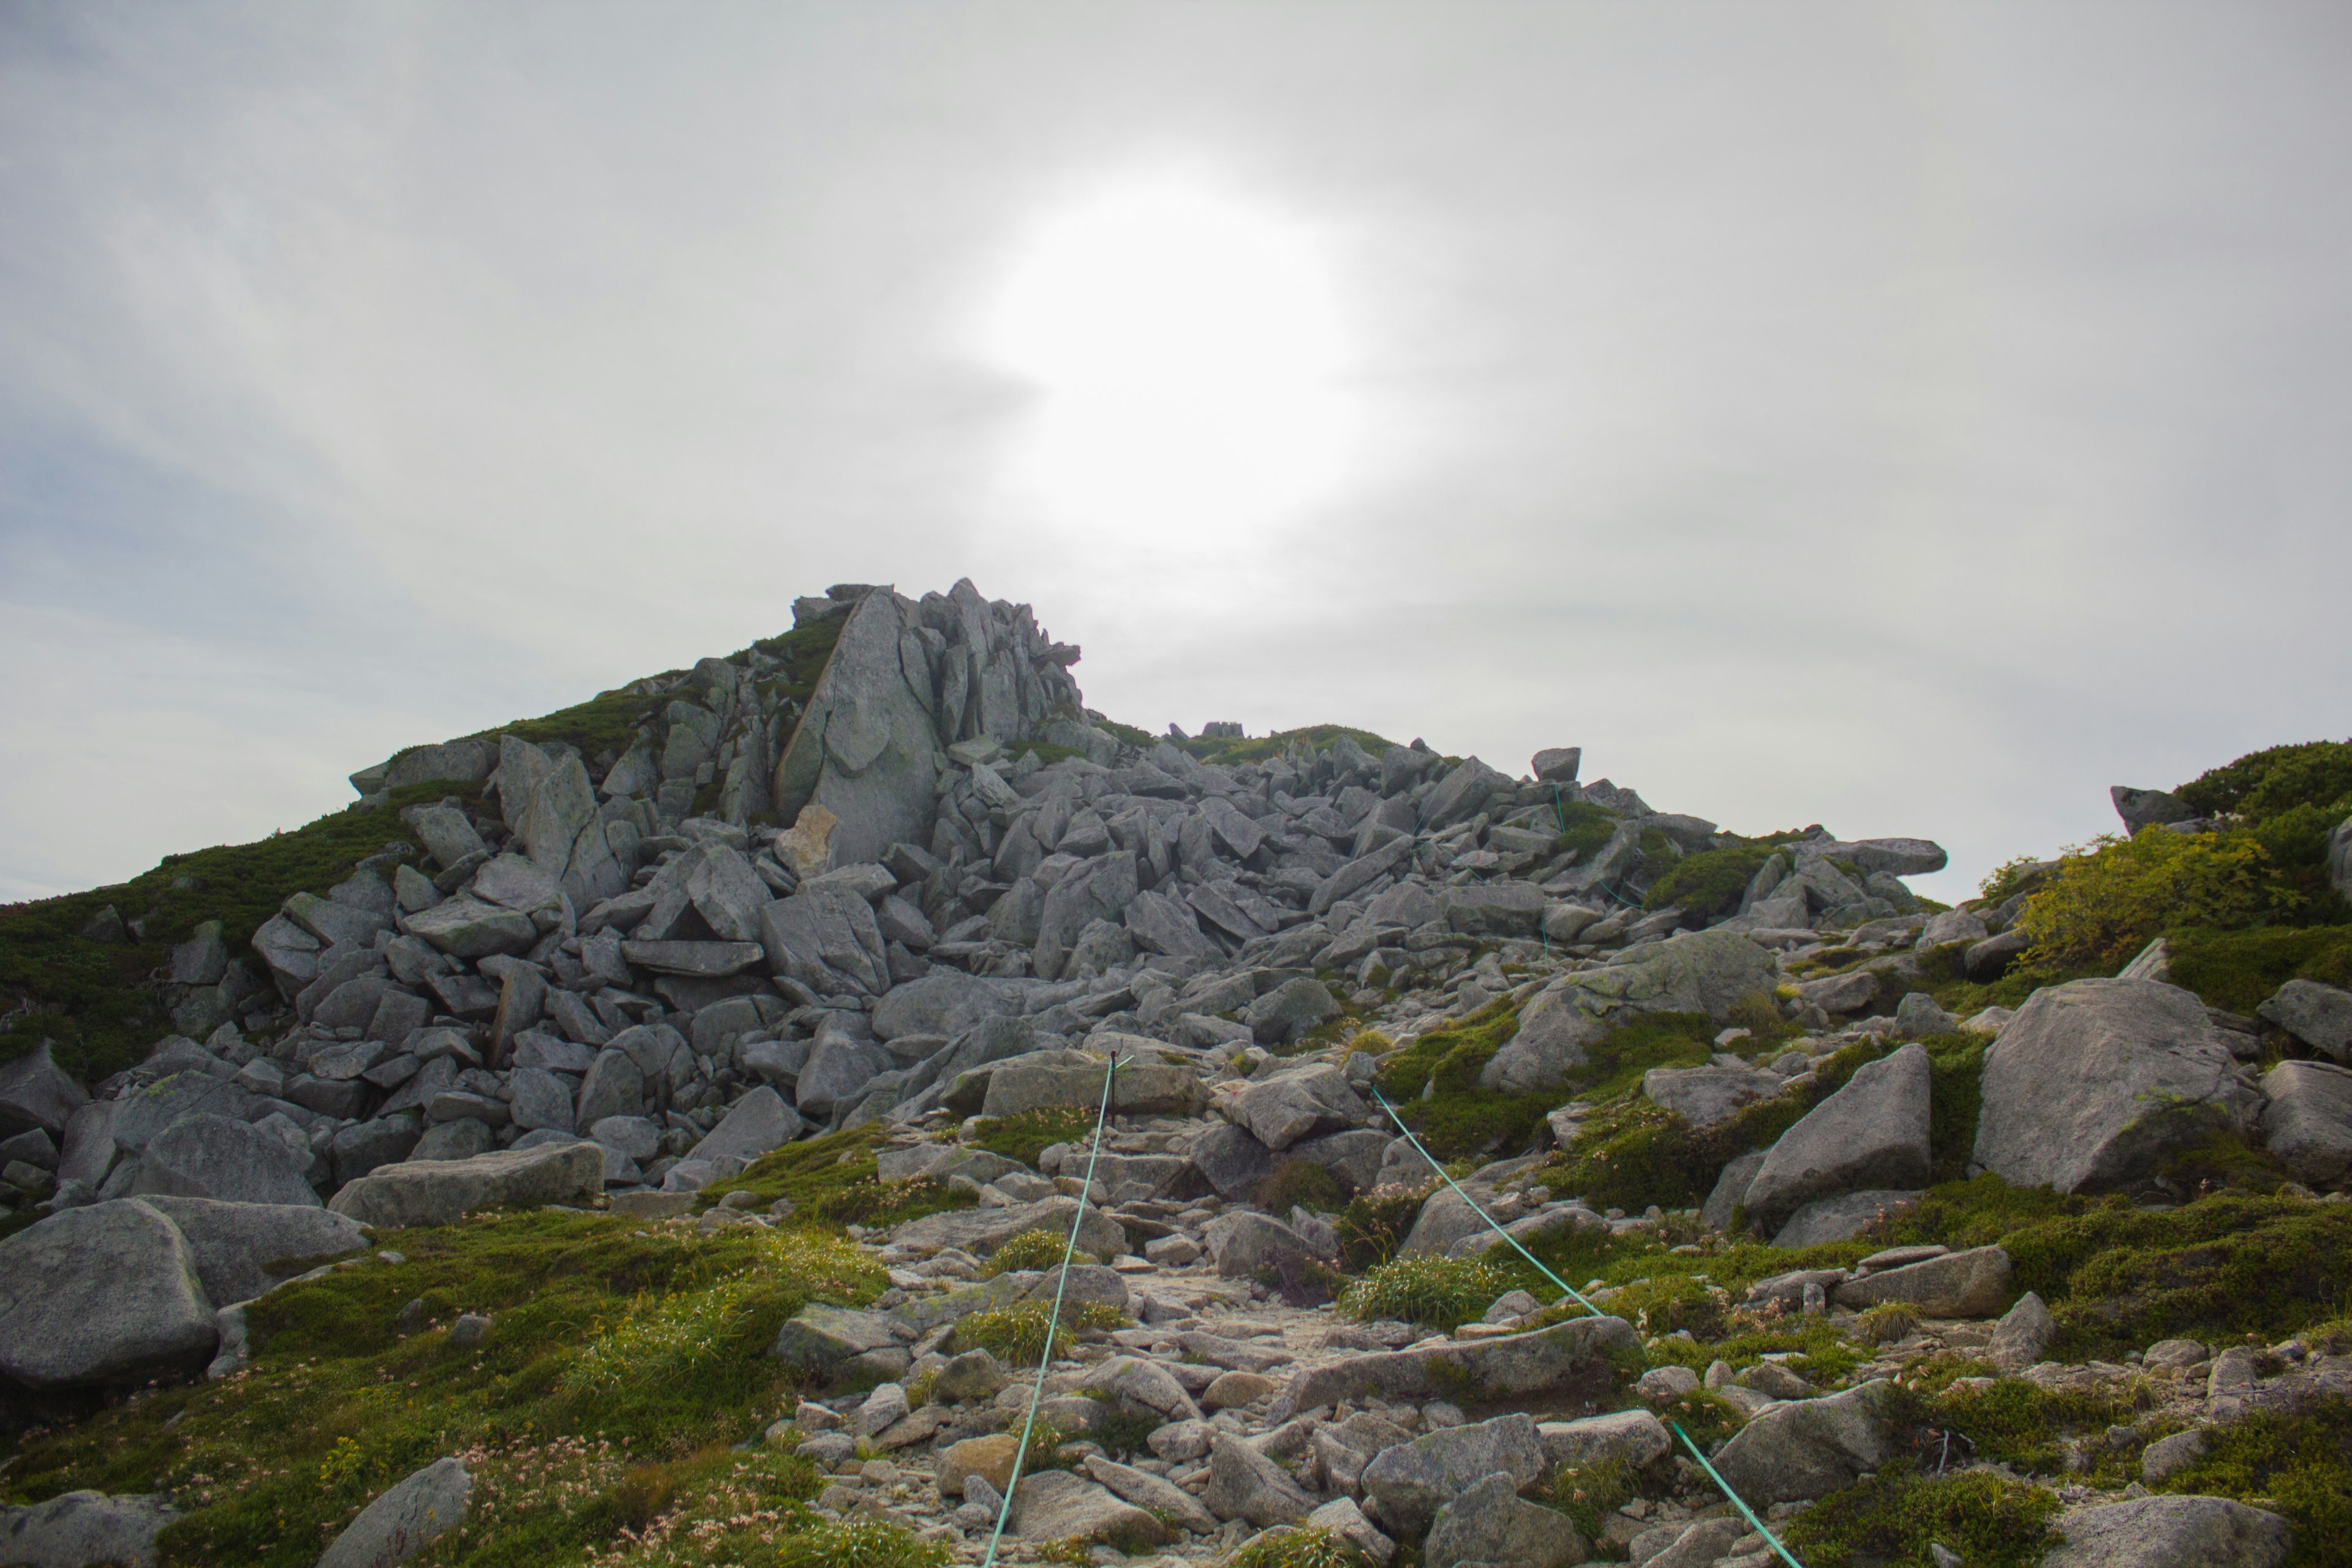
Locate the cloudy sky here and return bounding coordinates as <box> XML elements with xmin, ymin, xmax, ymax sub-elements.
<box><xmin>5</xmin><ymin>1</ymin><xmax>2350</xmax><ymax>905</ymax></box>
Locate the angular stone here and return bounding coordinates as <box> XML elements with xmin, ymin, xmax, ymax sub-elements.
<box><xmin>1188</xmin><ymin>1121</ymin><xmax>1276</xmax><ymax>1203</ymax></box>
<box><xmin>131</xmin><ymin>1113</ymin><xmax>321</xmax><ymax>1207</ymax></box>
<box><xmin>1640</xmin><ymin>1065</ymin><xmax>1787</xmax><ymax>1130</ymax></box>
<box><xmin>1711</xmin><ymin>1379</ymin><xmax>1897</xmax><ymax>1503</ymax></box>
<box><xmin>770</xmin><ymin>1304</ymin><xmax>900</xmax><ymax>1374</ymax></box>
<box><xmin>872</xmin><ymin>971</ymin><xmax>1014</xmax><ymax>1041</ymax></box>
<box><xmin>326</xmin><ymin>1143</ymin><xmax>604</xmax><ymax>1227</ymax></box>
<box><xmin>316</xmin><ymin>1456</ymin><xmax>472</xmax><ymax>1568</ymax></box>
<box><xmin>0</xmin><ymin>1490</ymin><xmax>177</xmax><ymax>1568</ymax></box>
<box><xmin>1972</xmin><ymin>979</ymin><xmax>2261</xmax><ymax>1194</ymax></box>
<box><xmin>1988</xmin><ymin>1290</ymin><xmax>2056</xmax><ymax>1371</ymax></box>
<box><xmin>1482</xmin><ymin>932</ymin><xmax>1777</xmax><ymax>1091</ymax></box>
<box><xmin>1080</xmin><ymin>1355</ymin><xmax>1204</xmax><ymax>1422</ymax></box>
<box><xmin>134</xmin><ymin>1195</ymin><xmax>368</xmax><ymax>1307</ymax></box>
<box><xmin>1202</xmin><ymin>1433</ymin><xmax>1315</xmax><ymax>1527</ymax></box>
<box><xmin>936</xmin><ymin>1434</ymin><xmax>1019</xmax><ymax>1498</ymax></box>
<box><xmin>1423</xmin><ymin>1469</ymin><xmax>1585</xmax><ymax>1568</ymax></box>
<box><xmin>1082</xmin><ymin>1453</ymin><xmax>1218</xmax><ymax>1535</ymax></box>
<box><xmin>1008</xmin><ymin>1469</ymin><xmax>1169</xmax><ymax>1549</ymax></box>
<box><xmin>401</xmin><ymin>897</ymin><xmax>539</xmax><ymax>960</ymax></box>
<box><xmin>1202</xmin><ymin>1211</ymin><xmax>1328</xmax><ymax>1289</ymax></box>
<box><xmin>2044</xmin><ymin>1494</ymin><xmax>2290</xmax><ymax>1568</ymax></box>
<box><xmin>2261</xmin><ymin>1060</ymin><xmax>2352</xmax><ymax>1184</ymax></box>
<box><xmin>507</xmin><ymin>1068</ymin><xmax>575</xmax><ymax>1133</ymax></box>
<box><xmin>794</xmin><ymin>1037</ymin><xmax>893</xmax><ymax>1120</ymax></box>
<box><xmin>1226</xmin><ymin>1064</ymin><xmax>1369</xmax><ymax>1151</ymax></box>
<box><xmin>979</xmin><ymin>1050</ymin><xmax>1205</xmax><ymax>1120</ymax></box>
<box><xmin>1742</xmin><ymin>1042</ymin><xmax>1931</xmax><ymax>1235</ymax></box>
<box><xmin>1833</xmin><ymin>1245</ymin><xmax>2013</xmax><ymax>1317</ymax></box>
<box><xmin>1275</xmin><ymin>1313</ymin><xmax>1638</xmax><ymax>1419</ymax></box>
<box><xmin>2258</xmin><ymin>980</ymin><xmax>2352</xmax><ymax>1062</ymax></box>
<box><xmin>1536</xmin><ymin>1408</ymin><xmax>1671</xmax><ymax>1471</ymax></box>
<box><xmin>1439</xmin><ymin>881</ymin><xmax>1547</xmax><ymax>938</ymax></box>
<box><xmin>1770</xmin><ymin>1190</ymin><xmax>1923</xmax><ymax>1248</ymax></box>
<box><xmin>0</xmin><ymin>1041</ymin><xmax>91</xmax><ymax>1139</ymax></box>
<box><xmin>1248</xmin><ymin>976</ymin><xmax>1343</xmax><ymax>1046</ymax></box>
<box><xmin>686</xmin><ymin>1086</ymin><xmax>803</xmax><ymax>1166</ymax></box>
<box><xmin>887</xmin><ymin>1195</ymin><xmax>1125</xmax><ymax>1261</ymax></box>
<box><xmin>1361</xmin><ymin>1412</ymin><xmax>1548</xmax><ymax>1536</ymax></box>
<box><xmin>573</xmin><ymin>1048</ymin><xmax>646</xmax><ymax>1129</ymax></box>
<box><xmin>760</xmin><ymin>886</ymin><xmax>890</xmax><ymax>997</ymax></box>
<box><xmin>0</xmin><ymin>1200</ymin><xmax>216</xmax><ymax>1390</ymax></box>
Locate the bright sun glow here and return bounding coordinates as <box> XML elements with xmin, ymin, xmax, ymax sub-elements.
<box><xmin>986</xmin><ymin>172</ymin><xmax>1355</xmax><ymax>541</ymax></box>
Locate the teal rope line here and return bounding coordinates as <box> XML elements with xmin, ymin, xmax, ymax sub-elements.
<box><xmin>1668</xmin><ymin>1419</ymin><xmax>1806</xmax><ymax>1568</ymax></box>
<box><xmin>978</xmin><ymin>1052</ymin><xmax>1127</xmax><ymax>1568</ymax></box>
<box><xmin>1369</xmin><ymin>1088</ymin><xmax>1603</xmax><ymax>1319</ymax></box>
<box><xmin>1377</xmin><ymin>1082</ymin><xmax>1805</xmax><ymax>1566</ymax></box>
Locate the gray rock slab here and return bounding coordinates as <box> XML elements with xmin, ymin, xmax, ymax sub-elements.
<box><xmin>0</xmin><ymin>1042</ymin><xmax>90</xmax><ymax>1140</ymax></box>
<box><xmin>1006</xmin><ymin>1469</ymin><xmax>1169</xmax><ymax>1548</ymax></box>
<box><xmin>1225</xmin><ymin>1063</ymin><xmax>1369</xmax><ymax>1150</ymax></box>
<box><xmin>316</xmin><ymin>1456</ymin><xmax>472</xmax><ymax>1568</ymax></box>
<box><xmin>133</xmin><ymin>1196</ymin><xmax>368</xmax><ymax>1307</ymax></box>
<box><xmin>0</xmin><ymin>1490</ymin><xmax>176</xmax><ymax>1568</ymax></box>
<box><xmin>2261</xmin><ymin>1060</ymin><xmax>2352</xmax><ymax>1184</ymax></box>
<box><xmin>326</xmin><ymin>1142</ymin><xmax>604</xmax><ymax>1228</ymax></box>
<box><xmin>2259</xmin><ymin>980</ymin><xmax>2352</xmax><ymax>1062</ymax></box>
<box><xmin>1972</xmin><ymin>978</ymin><xmax>2261</xmax><ymax>1194</ymax></box>
<box><xmin>1711</xmin><ymin>1379</ymin><xmax>1896</xmax><ymax>1503</ymax></box>
<box><xmin>1536</xmin><ymin>1408</ymin><xmax>1671</xmax><ymax>1471</ymax></box>
<box><xmin>687</xmin><ymin>1086</ymin><xmax>803</xmax><ymax>1167</ymax></box>
<box><xmin>1423</xmin><ymin>1469</ymin><xmax>1584</xmax><ymax>1568</ymax></box>
<box><xmin>1770</xmin><ymin>1189</ymin><xmax>1923</xmax><ymax>1248</ymax></box>
<box><xmin>1832</xmin><ymin>1244</ymin><xmax>2013</xmax><ymax>1317</ymax></box>
<box><xmin>2043</xmin><ymin>1493</ymin><xmax>2290</xmax><ymax>1568</ymax></box>
<box><xmin>1640</xmin><ymin>1065</ymin><xmax>1788</xmax><ymax>1130</ymax></box>
<box><xmin>129</xmin><ymin>1112</ymin><xmax>321</xmax><ymax>1207</ymax></box>
<box><xmin>0</xmin><ymin>1200</ymin><xmax>216</xmax><ymax>1390</ymax></box>
<box><xmin>1742</xmin><ymin>1041</ymin><xmax>1931</xmax><ymax>1235</ymax></box>
<box><xmin>1482</xmin><ymin>931</ymin><xmax>1777</xmax><ymax>1092</ymax></box>
<box><xmin>1202</xmin><ymin>1433</ymin><xmax>1315</xmax><ymax>1527</ymax></box>
<box><xmin>1360</xmin><ymin>1412</ymin><xmax>1547</xmax><ymax>1537</ymax></box>
<box><xmin>1274</xmin><ymin>1313</ymin><xmax>1638</xmax><ymax>1419</ymax></box>
<box><xmin>886</xmin><ymin>1194</ymin><xmax>1125</xmax><ymax>1261</ymax></box>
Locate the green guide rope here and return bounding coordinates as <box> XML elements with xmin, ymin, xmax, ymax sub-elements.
<box><xmin>1373</xmin><ymin>1086</ymin><xmax>1805</xmax><ymax>1566</ymax></box>
<box><xmin>978</xmin><ymin>1051</ymin><xmax>1126</xmax><ymax>1568</ymax></box>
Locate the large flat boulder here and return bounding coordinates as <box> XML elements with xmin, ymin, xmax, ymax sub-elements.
<box><xmin>326</xmin><ymin>1142</ymin><xmax>604</xmax><ymax>1228</ymax></box>
<box><xmin>872</xmin><ymin>972</ymin><xmax>1015</xmax><ymax>1041</ymax></box>
<box><xmin>2258</xmin><ymin>980</ymin><xmax>2352</xmax><ymax>1062</ymax></box>
<box><xmin>1832</xmin><ymin>1245</ymin><xmax>2013</xmax><ymax>1317</ymax></box>
<box><xmin>1006</xmin><ymin>1470</ymin><xmax>1169</xmax><ymax>1550</ymax></box>
<box><xmin>886</xmin><ymin>1195</ymin><xmax>1125</xmax><ymax>1261</ymax></box>
<box><xmin>1481</xmin><ymin>932</ymin><xmax>1776</xmax><ymax>1091</ymax></box>
<box><xmin>2043</xmin><ymin>1494</ymin><xmax>2290</xmax><ymax>1568</ymax></box>
<box><xmin>129</xmin><ymin>1112</ymin><xmax>321</xmax><ymax>1208</ymax></box>
<box><xmin>1741</xmin><ymin>1042</ymin><xmax>1931</xmax><ymax>1235</ymax></box>
<box><xmin>978</xmin><ymin>1049</ymin><xmax>1205</xmax><ymax>1119</ymax></box>
<box><xmin>0</xmin><ymin>1200</ymin><xmax>217</xmax><ymax>1390</ymax></box>
<box><xmin>685</xmin><ymin>1086</ymin><xmax>803</xmax><ymax>1168</ymax></box>
<box><xmin>0</xmin><ymin>1490</ymin><xmax>176</xmax><ymax>1568</ymax></box>
<box><xmin>134</xmin><ymin>1196</ymin><xmax>368</xmax><ymax>1307</ymax></box>
<box><xmin>1273</xmin><ymin>1313</ymin><xmax>1637</xmax><ymax>1419</ymax></box>
<box><xmin>1971</xmin><ymin>979</ymin><xmax>2261</xmax><ymax>1194</ymax></box>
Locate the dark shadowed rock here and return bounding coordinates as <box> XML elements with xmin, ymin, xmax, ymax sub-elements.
<box><xmin>327</xmin><ymin>1143</ymin><xmax>604</xmax><ymax>1228</ymax></box>
<box><xmin>0</xmin><ymin>1200</ymin><xmax>217</xmax><ymax>1390</ymax></box>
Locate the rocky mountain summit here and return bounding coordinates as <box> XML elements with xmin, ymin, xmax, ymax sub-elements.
<box><xmin>3</xmin><ymin>579</ymin><xmax>2350</xmax><ymax>1568</ymax></box>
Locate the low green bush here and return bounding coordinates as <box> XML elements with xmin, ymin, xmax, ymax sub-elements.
<box><xmin>698</xmin><ymin>1124</ymin><xmax>973</xmax><ymax>1231</ymax></box>
<box><xmin>1222</xmin><ymin>1525</ymin><xmax>1373</xmax><ymax>1568</ymax></box>
<box><xmin>968</xmin><ymin>1107</ymin><xmax>1098</xmax><ymax>1167</ymax></box>
<box><xmin>1544</xmin><ymin>1455</ymin><xmax>1640</xmax><ymax>1540</ymax></box>
<box><xmin>776</xmin><ymin>1517</ymin><xmax>951</xmax><ymax>1568</ymax></box>
<box><xmin>2015</xmin><ymin>828</ymin><xmax>2296</xmax><ymax>977</ymax></box>
<box><xmin>1258</xmin><ymin>1157</ymin><xmax>1349</xmax><ymax>1215</ymax></box>
<box><xmin>1338</xmin><ymin>1256</ymin><xmax>1507</xmax><ymax>1329</ymax></box>
<box><xmin>1783</xmin><ymin>1463</ymin><xmax>2059</xmax><ymax>1568</ymax></box>
<box><xmin>1335</xmin><ymin>1184</ymin><xmax>1431</xmax><ymax>1269</ymax></box>
<box><xmin>2163</xmin><ymin>924</ymin><xmax>2352</xmax><ymax>1015</ymax></box>
<box><xmin>2154</xmin><ymin>1405</ymin><xmax>2352</xmax><ymax>1566</ymax></box>
<box><xmin>1640</xmin><ymin>836</ymin><xmax>1806</xmax><ymax>921</ymax></box>
<box><xmin>982</xmin><ymin>1229</ymin><xmax>1093</xmax><ymax>1276</ymax></box>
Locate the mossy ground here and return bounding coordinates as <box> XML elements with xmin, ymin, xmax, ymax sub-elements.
<box><xmin>1784</xmin><ymin>1463</ymin><xmax>2059</xmax><ymax>1568</ymax></box>
<box><xmin>692</xmin><ymin>1124</ymin><xmax>974</xmax><ymax>1229</ymax></box>
<box><xmin>966</xmin><ymin>1107</ymin><xmax>1098</xmax><ymax>1167</ymax></box>
<box><xmin>0</xmin><ymin>1210</ymin><xmax>880</xmax><ymax>1566</ymax></box>
<box><xmin>1169</xmin><ymin>725</ymin><xmax>1400</xmax><ymax>770</ymax></box>
<box><xmin>1372</xmin><ymin>998</ymin><xmax>1560</xmax><ymax>1162</ymax></box>
<box><xmin>0</xmin><ymin>778</ymin><xmax>478</xmax><ymax>1080</ymax></box>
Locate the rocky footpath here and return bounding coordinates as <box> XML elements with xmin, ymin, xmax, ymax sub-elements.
<box><xmin>4</xmin><ymin>579</ymin><xmax>2350</xmax><ymax>1567</ymax></box>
